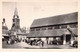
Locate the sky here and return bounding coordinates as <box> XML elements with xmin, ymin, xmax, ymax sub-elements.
<box><xmin>2</xmin><ymin>0</ymin><xmax>78</xmax><ymax>30</ymax></box>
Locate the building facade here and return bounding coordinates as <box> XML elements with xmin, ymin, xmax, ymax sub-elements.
<box><xmin>27</xmin><ymin>12</ymin><xmax>78</xmax><ymax>45</ymax></box>
<box><xmin>2</xmin><ymin>18</ymin><xmax>9</xmax><ymax>40</ymax></box>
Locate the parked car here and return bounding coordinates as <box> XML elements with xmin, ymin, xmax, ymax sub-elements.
<box><xmin>70</xmin><ymin>40</ymin><xmax>78</xmax><ymax>48</ymax></box>
<box><xmin>49</xmin><ymin>39</ymin><xmax>63</xmax><ymax>45</ymax></box>
<box><xmin>72</xmin><ymin>40</ymin><xmax>78</xmax><ymax>48</ymax></box>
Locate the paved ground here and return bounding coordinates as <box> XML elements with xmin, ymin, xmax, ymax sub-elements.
<box><xmin>2</xmin><ymin>41</ymin><xmax>77</xmax><ymax>49</ymax></box>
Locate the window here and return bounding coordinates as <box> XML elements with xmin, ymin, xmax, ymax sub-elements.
<box><xmin>13</xmin><ymin>19</ymin><xmax>15</xmax><ymax>22</ymax></box>
<box><xmin>17</xmin><ymin>19</ymin><xmax>19</xmax><ymax>22</ymax></box>
<box><xmin>42</xmin><ymin>27</ymin><xmax>46</xmax><ymax>30</ymax></box>
<box><xmin>30</xmin><ymin>28</ymin><xmax>35</xmax><ymax>31</ymax></box>
<box><xmin>12</xmin><ymin>24</ymin><xmax>15</xmax><ymax>27</ymax></box>
<box><xmin>69</xmin><ymin>24</ymin><xmax>77</xmax><ymax>28</ymax></box>
<box><xmin>61</xmin><ymin>25</ymin><xmax>67</xmax><ymax>29</ymax></box>
<box><xmin>54</xmin><ymin>25</ymin><xmax>60</xmax><ymax>29</ymax></box>
<box><xmin>48</xmin><ymin>27</ymin><xmax>53</xmax><ymax>30</ymax></box>
<box><xmin>36</xmin><ymin>28</ymin><xmax>40</xmax><ymax>31</ymax></box>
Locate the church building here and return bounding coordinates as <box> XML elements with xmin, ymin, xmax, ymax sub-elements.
<box><xmin>10</xmin><ymin>7</ymin><xmax>27</xmax><ymax>41</ymax></box>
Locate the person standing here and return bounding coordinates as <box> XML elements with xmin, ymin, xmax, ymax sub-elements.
<box><xmin>41</xmin><ymin>40</ymin><xmax>44</xmax><ymax>47</ymax></box>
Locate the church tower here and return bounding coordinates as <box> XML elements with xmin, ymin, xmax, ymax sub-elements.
<box><xmin>11</xmin><ymin>8</ymin><xmax>20</xmax><ymax>31</ymax></box>
<box><xmin>11</xmin><ymin>3</ymin><xmax>21</xmax><ymax>35</ymax></box>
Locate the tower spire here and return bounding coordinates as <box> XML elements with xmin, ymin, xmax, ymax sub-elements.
<box><xmin>14</xmin><ymin>7</ymin><xmax>18</xmax><ymax>16</ymax></box>
<box><xmin>14</xmin><ymin>2</ymin><xmax>18</xmax><ymax>16</ymax></box>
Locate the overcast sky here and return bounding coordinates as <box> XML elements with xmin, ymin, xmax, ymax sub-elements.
<box><xmin>2</xmin><ymin>0</ymin><xmax>78</xmax><ymax>29</ymax></box>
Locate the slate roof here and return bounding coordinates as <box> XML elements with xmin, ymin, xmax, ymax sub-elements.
<box><xmin>31</xmin><ymin>12</ymin><xmax>78</xmax><ymax>28</ymax></box>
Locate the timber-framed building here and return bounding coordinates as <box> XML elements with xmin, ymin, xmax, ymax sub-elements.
<box><xmin>27</xmin><ymin>12</ymin><xmax>78</xmax><ymax>45</ymax></box>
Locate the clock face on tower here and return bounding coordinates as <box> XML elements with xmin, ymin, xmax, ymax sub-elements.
<box><xmin>15</xmin><ymin>15</ymin><xmax>17</xmax><ymax>18</ymax></box>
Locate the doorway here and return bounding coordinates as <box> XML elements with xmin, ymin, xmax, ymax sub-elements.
<box><xmin>61</xmin><ymin>34</ymin><xmax>71</xmax><ymax>44</ymax></box>
<box><xmin>66</xmin><ymin>35</ymin><xmax>71</xmax><ymax>43</ymax></box>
